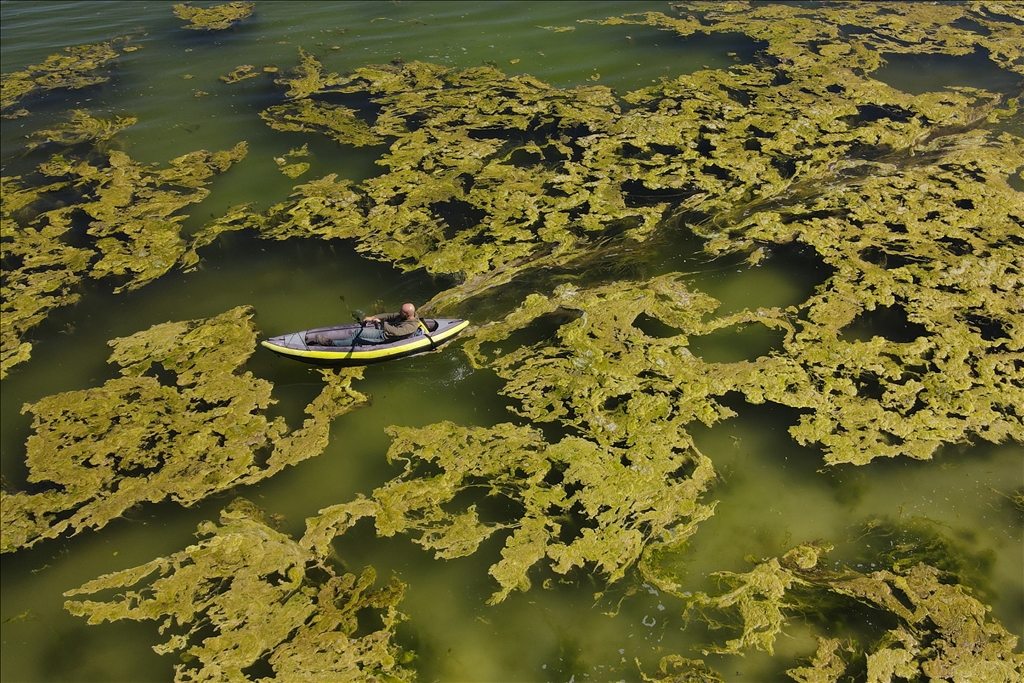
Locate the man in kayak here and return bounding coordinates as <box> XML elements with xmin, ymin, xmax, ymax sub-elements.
<box><xmin>311</xmin><ymin>303</ymin><xmax>420</xmax><ymax>346</ymax></box>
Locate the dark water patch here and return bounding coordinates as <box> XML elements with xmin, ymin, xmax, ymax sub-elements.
<box><xmin>310</xmin><ymin>89</ymin><xmax>387</xmax><ymax>128</ymax></box>
<box><xmin>858</xmin><ymin>245</ymin><xmax>924</xmax><ymax>269</ymax></box>
<box><xmin>850</xmin><ymin>102</ymin><xmax>914</xmax><ymax>124</ymax></box>
<box><xmin>838</xmin><ymin>24</ymin><xmax>873</xmax><ymax>38</ymax></box>
<box><xmin>710</xmin><ymin>398</ymin><xmax>822</xmax><ymax>468</ymax></box>
<box><xmin>770</xmin><ymin>155</ymin><xmax>797</xmax><ymax>179</ymax></box>
<box><xmin>622</xmin><ymin>179</ymin><xmax>701</xmax><ymax>207</ymax></box>
<box><xmin>841</xmin><ymin>304</ymin><xmax>929</xmax><ymax>344</ymax></box>
<box><xmin>506</xmin><ymin>147</ymin><xmax>544</xmax><ymax>168</ymax></box>
<box><xmin>632</xmin><ymin>312</ymin><xmax>683</xmax><ymax>339</ymax></box>
<box><xmin>873</xmin><ymin>49</ymin><xmax>1024</xmax><ymax>96</ymax></box>
<box><xmin>601</xmin><ymin>25</ymin><xmax>766</xmax><ymax>74</ymax></box>
<box><xmin>951</xmin><ymin>17</ymin><xmax>992</xmax><ymax>36</ymax></box>
<box><xmin>433</xmin><ymin>198</ymin><xmax>488</xmax><ymax>240</ymax></box>
<box><xmin>240</xmin><ymin>653</ymin><xmax>275</xmax><ymax>681</ymax></box>
<box><xmin>689</xmin><ymin>324</ymin><xmax>785</xmax><ymax>364</ymax></box>
<box><xmin>965</xmin><ymin>310</ymin><xmax>1009</xmax><ymax>342</ymax></box>
<box><xmin>937</xmin><ymin>235</ymin><xmax>972</xmax><ymax>256</ymax></box>
<box><xmin>1007</xmin><ymin>169</ymin><xmax>1023</xmax><ymax>192</ymax></box>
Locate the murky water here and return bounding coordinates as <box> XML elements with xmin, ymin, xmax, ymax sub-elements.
<box><xmin>2</xmin><ymin>2</ymin><xmax>1022</xmax><ymax>682</ymax></box>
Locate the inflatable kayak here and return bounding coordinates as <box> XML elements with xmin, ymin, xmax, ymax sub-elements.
<box><xmin>261</xmin><ymin>318</ymin><xmax>469</xmax><ymax>366</ymax></box>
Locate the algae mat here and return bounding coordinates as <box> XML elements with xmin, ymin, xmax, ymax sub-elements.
<box><xmin>2</xmin><ymin>2</ymin><xmax>1022</xmax><ymax>682</ymax></box>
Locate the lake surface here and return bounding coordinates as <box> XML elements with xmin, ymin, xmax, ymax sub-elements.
<box><xmin>2</xmin><ymin>2</ymin><xmax>1022</xmax><ymax>682</ymax></box>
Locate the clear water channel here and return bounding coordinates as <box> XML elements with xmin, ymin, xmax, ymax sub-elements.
<box><xmin>1</xmin><ymin>2</ymin><xmax>1022</xmax><ymax>682</ymax></box>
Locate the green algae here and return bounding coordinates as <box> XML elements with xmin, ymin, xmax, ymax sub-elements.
<box><xmin>680</xmin><ymin>543</ymin><xmax>1024</xmax><ymax>682</ymax></box>
<box><xmin>305</xmin><ymin>418</ymin><xmax>716</xmax><ymax>605</ymax></box>
<box><xmin>37</xmin><ymin>141</ymin><xmax>248</xmax><ymax>292</ymax></box>
<box><xmin>299</xmin><ymin>275</ymin><xmax>779</xmax><ymax>603</ymax></box>
<box><xmin>274</xmin><ymin>144</ymin><xmax>311</xmax><ymax>179</ymax></box>
<box><xmin>639</xmin><ymin>655</ymin><xmax>724</xmax><ymax>683</ymax></box>
<box><xmin>220</xmin><ymin>64</ymin><xmax>261</xmax><ymax>84</ymax></box>
<box><xmin>601</xmin><ymin>2</ymin><xmax>1024</xmax><ymax>76</ymax></box>
<box><xmin>697</xmin><ymin>131</ymin><xmax>1024</xmax><ymax>465</ymax></box>
<box><xmin>0</xmin><ymin>176</ymin><xmax>91</xmax><ymax>378</ymax></box>
<box><xmin>0</xmin><ymin>42</ymin><xmax>119</xmax><ymax>115</ymax></box>
<box><xmin>261</xmin><ymin>99</ymin><xmax>384</xmax><ymax>147</ymax></box>
<box><xmin>199</xmin><ymin>31</ymin><xmax>1021</xmax><ymax>322</ymax></box>
<box><xmin>26</xmin><ymin>109</ymin><xmax>137</xmax><ymax>150</ymax></box>
<box><xmin>183</xmin><ymin>173</ymin><xmax>364</xmax><ymax>269</ymax></box>
<box><xmin>786</xmin><ymin>638</ymin><xmax>854</xmax><ymax>683</ymax></box>
<box><xmin>462</xmin><ymin>275</ymin><xmax>790</xmax><ymax>435</ymax></box>
<box><xmin>172</xmin><ymin>2</ymin><xmax>254</xmax><ymax>31</ymax></box>
<box><xmin>2</xmin><ymin>139</ymin><xmax>245</xmax><ymax>377</ymax></box>
<box><xmin>64</xmin><ymin>498</ymin><xmax>412</xmax><ymax>683</ymax></box>
<box><xmin>1</xmin><ymin>307</ymin><xmax>368</xmax><ymax>553</ymax></box>
<box><xmin>153</xmin><ymin>7</ymin><xmax>1024</xmax><ymax>641</ymax></box>
<box><xmin>450</xmin><ymin>125</ymin><xmax>1024</xmax><ymax>464</ymax></box>
<box><xmin>234</xmin><ymin>54</ymin><xmax>669</xmax><ymax>298</ymax></box>
<box><xmin>850</xmin><ymin>517</ymin><xmax>997</xmax><ymax>604</ymax></box>
<box><xmin>3</xmin><ymin>4</ymin><xmax>1021</xmax><ymax>677</ymax></box>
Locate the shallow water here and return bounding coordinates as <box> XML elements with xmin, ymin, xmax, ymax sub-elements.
<box><xmin>2</xmin><ymin>2</ymin><xmax>1022</xmax><ymax>682</ymax></box>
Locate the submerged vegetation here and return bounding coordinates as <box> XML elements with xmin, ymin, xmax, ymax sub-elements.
<box><xmin>2</xmin><ymin>1</ymin><xmax>1022</xmax><ymax>679</ymax></box>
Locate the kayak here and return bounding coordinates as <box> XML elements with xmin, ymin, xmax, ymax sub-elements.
<box><xmin>260</xmin><ymin>318</ymin><xmax>470</xmax><ymax>366</ymax></box>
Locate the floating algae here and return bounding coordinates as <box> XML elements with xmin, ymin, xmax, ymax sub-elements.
<box><xmin>64</xmin><ymin>498</ymin><xmax>412</xmax><ymax>683</ymax></box>
<box><xmin>848</xmin><ymin>516</ymin><xmax>998</xmax><ymax>605</ymax></box>
<box><xmin>26</xmin><ymin>109</ymin><xmax>137</xmax><ymax>150</ymax></box>
<box><xmin>304</xmin><ymin>418</ymin><xmax>716</xmax><ymax>606</ymax></box>
<box><xmin>261</xmin><ymin>98</ymin><xmax>385</xmax><ymax>147</ymax></box>
<box><xmin>675</xmin><ymin>544</ymin><xmax>1019</xmax><ymax>683</ymax></box>
<box><xmin>172</xmin><ymin>2</ymin><xmax>254</xmax><ymax>31</ymax></box>
<box><xmin>241</xmin><ymin>54</ymin><xmax>671</xmax><ymax>296</ymax></box>
<box><xmin>599</xmin><ymin>2</ymin><xmax>1024</xmax><ymax>76</ymax></box>
<box><xmin>186</xmin><ymin>26</ymin><xmax>1021</xmax><ymax>317</ymax></box>
<box><xmin>452</xmin><ymin>129</ymin><xmax>1023</xmax><ymax>467</ymax></box>
<box><xmin>639</xmin><ymin>655</ymin><xmax>724</xmax><ymax>683</ymax></box>
<box><xmin>36</xmin><ymin>141</ymin><xmax>248</xmax><ymax>292</ymax></box>
<box><xmin>0</xmin><ymin>41</ymin><xmax>119</xmax><ymax>115</ymax></box>
<box><xmin>220</xmin><ymin>64</ymin><xmax>260</xmax><ymax>84</ymax></box>
<box><xmin>695</xmin><ymin>131</ymin><xmax>1024</xmax><ymax>465</ymax></box>
<box><xmin>0</xmin><ymin>176</ymin><xmax>91</xmax><ymax>378</ymax></box>
<box><xmin>259</xmin><ymin>51</ymin><xmax>384</xmax><ymax>146</ymax></box>
<box><xmin>0</xmin><ymin>307</ymin><xmax>368</xmax><ymax>553</ymax></box>
<box><xmin>300</xmin><ymin>277</ymin><xmax>770</xmax><ymax>604</ymax></box>
<box><xmin>462</xmin><ymin>275</ymin><xmax>792</xmax><ymax>436</ymax></box>
<box><xmin>682</xmin><ymin>543</ymin><xmax>1023</xmax><ymax>683</ymax></box>
<box><xmin>1</xmin><ymin>140</ymin><xmax>246</xmax><ymax>377</ymax></box>
<box><xmin>6</xmin><ymin>3</ymin><xmax>1021</xmax><ymax>677</ymax></box>
<box><xmin>786</xmin><ymin>638</ymin><xmax>854</xmax><ymax>683</ymax></box>
<box><xmin>274</xmin><ymin>144</ymin><xmax>311</xmax><ymax>179</ymax></box>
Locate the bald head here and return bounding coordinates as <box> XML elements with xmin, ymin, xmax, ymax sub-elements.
<box><xmin>401</xmin><ymin>303</ymin><xmax>416</xmax><ymax>319</ymax></box>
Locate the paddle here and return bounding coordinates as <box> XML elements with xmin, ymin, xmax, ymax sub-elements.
<box><xmin>418</xmin><ymin>319</ymin><xmax>437</xmax><ymax>349</ymax></box>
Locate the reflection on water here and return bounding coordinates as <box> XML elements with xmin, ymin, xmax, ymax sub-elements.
<box><xmin>2</xmin><ymin>2</ymin><xmax>1022</xmax><ymax>682</ymax></box>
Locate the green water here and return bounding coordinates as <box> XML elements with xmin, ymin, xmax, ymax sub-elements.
<box><xmin>2</xmin><ymin>2</ymin><xmax>1022</xmax><ymax>682</ymax></box>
